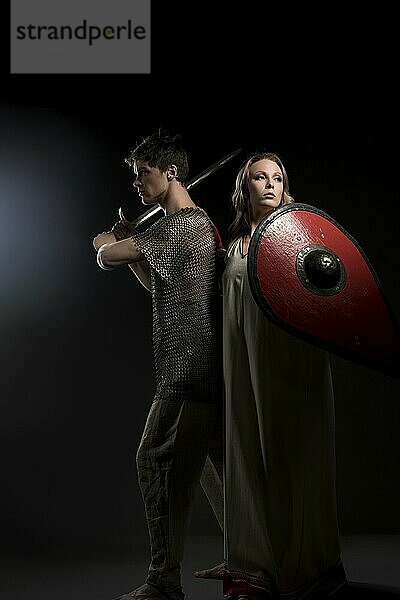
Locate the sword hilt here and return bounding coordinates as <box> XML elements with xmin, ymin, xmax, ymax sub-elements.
<box><xmin>118</xmin><ymin>205</ymin><xmax>162</xmax><ymax>226</ymax></box>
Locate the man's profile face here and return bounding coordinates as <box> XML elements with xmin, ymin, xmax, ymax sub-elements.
<box><xmin>133</xmin><ymin>159</ymin><xmax>168</xmax><ymax>205</ymax></box>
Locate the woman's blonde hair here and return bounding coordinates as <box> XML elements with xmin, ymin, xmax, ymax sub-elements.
<box><xmin>229</xmin><ymin>152</ymin><xmax>295</xmax><ymax>240</ymax></box>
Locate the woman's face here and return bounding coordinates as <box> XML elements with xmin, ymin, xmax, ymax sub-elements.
<box><xmin>247</xmin><ymin>159</ymin><xmax>284</xmax><ymax>222</ymax></box>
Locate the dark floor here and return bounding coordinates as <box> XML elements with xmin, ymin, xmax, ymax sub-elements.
<box><xmin>1</xmin><ymin>535</ymin><xmax>399</xmax><ymax>600</ymax></box>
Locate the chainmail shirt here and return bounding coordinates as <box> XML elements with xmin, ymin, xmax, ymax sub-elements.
<box><xmin>132</xmin><ymin>207</ymin><xmax>220</xmax><ymax>405</ymax></box>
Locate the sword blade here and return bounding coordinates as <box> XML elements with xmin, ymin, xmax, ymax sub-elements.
<box><xmin>186</xmin><ymin>147</ymin><xmax>242</xmax><ymax>190</ymax></box>
<box><xmin>119</xmin><ymin>148</ymin><xmax>241</xmax><ymax>225</ymax></box>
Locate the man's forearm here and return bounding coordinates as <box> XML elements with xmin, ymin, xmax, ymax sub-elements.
<box><xmin>93</xmin><ymin>231</ymin><xmax>116</xmax><ymax>251</ymax></box>
<box><xmin>97</xmin><ymin>238</ymin><xmax>144</xmax><ymax>270</ymax></box>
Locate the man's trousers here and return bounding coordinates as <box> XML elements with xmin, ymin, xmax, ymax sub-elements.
<box><xmin>136</xmin><ymin>398</ymin><xmax>223</xmax><ymax>598</ymax></box>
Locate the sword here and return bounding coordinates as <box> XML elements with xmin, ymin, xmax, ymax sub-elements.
<box><xmin>118</xmin><ymin>147</ymin><xmax>242</xmax><ymax>225</ymax></box>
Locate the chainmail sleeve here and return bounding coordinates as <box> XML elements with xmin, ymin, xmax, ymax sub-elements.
<box><xmin>131</xmin><ymin>207</ymin><xmax>220</xmax><ymax>405</ymax></box>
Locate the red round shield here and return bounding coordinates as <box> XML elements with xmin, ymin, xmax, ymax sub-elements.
<box><xmin>247</xmin><ymin>204</ymin><xmax>400</xmax><ymax>378</ymax></box>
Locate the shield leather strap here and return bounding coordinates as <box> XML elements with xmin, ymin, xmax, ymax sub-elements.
<box><xmin>247</xmin><ymin>203</ymin><xmax>400</xmax><ymax>379</ymax></box>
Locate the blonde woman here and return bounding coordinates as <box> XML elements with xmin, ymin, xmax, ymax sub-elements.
<box><xmin>222</xmin><ymin>152</ymin><xmax>347</xmax><ymax>600</ymax></box>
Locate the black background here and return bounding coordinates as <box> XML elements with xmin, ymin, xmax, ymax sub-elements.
<box><xmin>2</xmin><ymin>4</ymin><xmax>400</xmax><ymax>564</ymax></box>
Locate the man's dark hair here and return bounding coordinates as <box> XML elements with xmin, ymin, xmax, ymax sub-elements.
<box><xmin>125</xmin><ymin>131</ymin><xmax>189</xmax><ymax>185</ymax></box>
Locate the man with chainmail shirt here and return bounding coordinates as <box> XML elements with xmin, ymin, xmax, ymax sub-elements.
<box><xmin>93</xmin><ymin>132</ymin><xmax>224</xmax><ymax>600</ymax></box>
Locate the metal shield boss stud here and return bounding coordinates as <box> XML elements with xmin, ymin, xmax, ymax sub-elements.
<box><xmin>247</xmin><ymin>203</ymin><xmax>400</xmax><ymax>378</ymax></box>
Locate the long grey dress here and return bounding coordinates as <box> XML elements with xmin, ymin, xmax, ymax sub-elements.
<box><xmin>222</xmin><ymin>237</ymin><xmax>346</xmax><ymax>599</ymax></box>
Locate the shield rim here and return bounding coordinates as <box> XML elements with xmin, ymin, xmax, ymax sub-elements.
<box><xmin>247</xmin><ymin>203</ymin><xmax>400</xmax><ymax>379</ymax></box>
